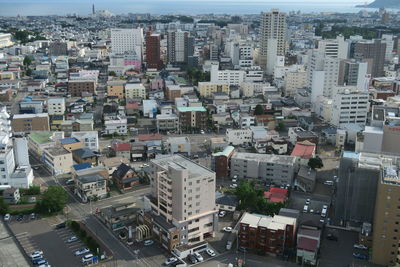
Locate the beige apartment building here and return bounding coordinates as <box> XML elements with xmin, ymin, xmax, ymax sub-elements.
<box><xmin>372</xmin><ymin>164</ymin><xmax>400</xmax><ymax>266</ymax></box>
<box><xmin>198</xmin><ymin>82</ymin><xmax>229</xmax><ymax>98</ymax></box>
<box><xmin>146</xmin><ymin>155</ymin><xmax>218</xmax><ymax>252</ymax></box>
<box><xmin>43</xmin><ymin>146</ymin><xmax>73</xmax><ymax>175</ymax></box>
<box><xmin>107</xmin><ymin>80</ymin><xmax>126</xmax><ymax>100</ymax></box>
<box><xmin>12</xmin><ymin>113</ymin><xmax>50</xmax><ymax>132</ymax></box>
<box><xmin>284</xmin><ymin>70</ymin><xmax>307</xmax><ymax>97</ymax></box>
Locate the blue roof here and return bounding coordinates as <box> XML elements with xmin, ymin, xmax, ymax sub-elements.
<box><xmin>343</xmin><ymin>151</ymin><xmax>359</xmax><ymax>159</ymax></box>
<box><xmin>60</xmin><ymin>137</ymin><xmax>81</xmax><ymax>145</ymax></box>
<box><xmin>72</xmin><ymin>163</ymin><xmax>92</xmax><ymax>171</ymax></box>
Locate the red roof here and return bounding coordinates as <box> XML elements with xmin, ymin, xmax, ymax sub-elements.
<box><xmin>126</xmin><ymin>102</ymin><xmax>140</xmax><ymax>109</ymax></box>
<box><xmin>264</xmin><ymin>187</ymin><xmax>288</xmax><ymax>203</ymax></box>
<box><xmin>291</xmin><ymin>140</ymin><xmax>316</xmax><ymax>159</ymax></box>
<box><xmin>138</xmin><ymin>133</ymin><xmax>162</xmax><ymax>141</ymax></box>
<box><xmin>112</xmin><ymin>143</ymin><xmax>131</xmax><ymax>151</ymax></box>
<box><xmin>298</xmin><ymin>237</ymin><xmax>318</xmax><ymax>252</ymax></box>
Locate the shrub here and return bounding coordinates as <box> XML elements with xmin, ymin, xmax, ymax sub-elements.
<box><xmin>70</xmin><ymin>220</ymin><xmax>80</xmax><ymax>232</ymax></box>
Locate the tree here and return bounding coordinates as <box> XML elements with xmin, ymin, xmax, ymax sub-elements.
<box><xmin>308</xmin><ymin>157</ymin><xmax>324</xmax><ymax>170</ymax></box>
<box><xmin>108</xmin><ymin>71</ymin><xmax>116</xmax><ymax>76</ymax></box>
<box><xmin>0</xmin><ymin>198</ymin><xmax>9</xmax><ymax>214</ymax></box>
<box><xmin>275</xmin><ymin>121</ymin><xmax>286</xmax><ymax>131</ymax></box>
<box><xmin>36</xmin><ymin>185</ymin><xmax>68</xmax><ymax>214</ymax></box>
<box><xmin>23</xmin><ymin>56</ymin><xmax>32</xmax><ymax>66</ymax></box>
<box><xmin>254</xmin><ymin>104</ymin><xmax>264</xmax><ymax>115</ymax></box>
<box><xmin>25</xmin><ymin>68</ymin><xmax>32</xmax><ymax>76</ymax></box>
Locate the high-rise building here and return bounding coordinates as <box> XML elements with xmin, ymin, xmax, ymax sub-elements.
<box><xmin>145</xmin><ymin>31</ymin><xmax>162</xmax><ymax>70</ymax></box>
<box><xmin>259</xmin><ymin>9</ymin><xmax>287</xmax><ymax>74</ymax></box>
<box><xmin>372</xmin><ymin>163</ymin><xmax>400</xmax><ymax>266</ymax></box>
<box><xmin>145</xmin><ymin>155</ymin><xmax>218</xmax><ymax>250</ymax></box>
<box><xmin>354</xmin><ymin>40</ymin><xmax>386</xmax><ymax>77</ymax></box>
<box><xmin>167</xmin><ymin>30</ymin><xmax>194</xmax><ymax>65</ymax></box>
<box><xmin>0</xmin><ymin>106</ymin><xmax>33</xmax><ymax>188</ymax></box>
<box><xmin>338</xmin><ymin>59</ymin><xmax>369</xmax><ymax>89</ymax></box>
<box><xmin>111</xmin><ymin>28</ymin><xmax>143</xmax><ymax>60</ymax></box>
<box><xmin>317</xmin><ymin>35</ymin><xmax>349</xmax><ymax>59</ymax></box>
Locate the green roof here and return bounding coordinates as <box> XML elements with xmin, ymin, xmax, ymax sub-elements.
<box><xmin>29</xmin><ymin>131</ymin><xmax>53</xmax><ymax>145</ymax></box>
<box><xmin>177</xmin><ymin>106</ymin><xmax>207</xmax><ymax>112</ymax></box>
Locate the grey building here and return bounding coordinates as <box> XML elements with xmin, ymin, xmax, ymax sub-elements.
<box><xmin>296</xmin><ymin>166</ymin><xmax>317</xmax><ymax>193</ymax></box>
<box><xmin>165</xmin><ymin>136</ymin><xmax>191</xmax><ymax>156</ymax></box>
<box><xmin>230</xmin><ymin>152</ymin><xmax>297</xmax><ymax>186</ymax></box>
<box><xmin>354</xmin><ymin>40</ymin><xmax>386</xmax><ymax>77</ymax></box>
<box><xmin>333</xmin><ymin>152</ymin><xmax>380</xmax><ymax>226</ymax></box>
<box><xmin>49</xmin><ymin>41</ymin><xmax>68</xmax><ymax>56</ymax></box>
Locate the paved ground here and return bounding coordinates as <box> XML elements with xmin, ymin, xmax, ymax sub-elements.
<box><xmin>319</xmin><ymin>228</ymin><xmax>380</xmax><ymax>267</ymax></box>
<box><xmin>0</xmin><ymin>220</ymin><xmax>29</xmax><ymax>267</ymax></box>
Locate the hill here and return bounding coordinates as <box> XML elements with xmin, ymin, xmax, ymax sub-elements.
<box><xmin>356</xmin><ymin>0</ymin><xmax>400</xmax><ymax>8</ymax></box>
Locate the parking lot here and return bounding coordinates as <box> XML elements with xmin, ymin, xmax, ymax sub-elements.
<box><xmin>288</xmin><ymin>191</ymin><xmax>331</xmax><ymax>218</ymax></box>
<box><xmin>7</xmin><ymin>216</ymin><xmax>91</xmax><ymax>267</ymax></box>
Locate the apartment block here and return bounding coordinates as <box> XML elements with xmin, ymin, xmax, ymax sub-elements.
<box><xmin>68</xmin><ymin>80</ymin><xmax>96</xmax><ymax>97</ymax></box>
<box><xmin>146</xmin><ymin>155</ymin><xmax>218</xmax><ymax>251</ymax></box>
<box><xmin>239</xmin><ymin>212</ymin><xmax>296</xmax><ymax>256</ymax></box>
<box><xmin>125</xmin><ymin>83</ymin><xmax>146</xmax><ymax>99</ymax></box>
<box><xmin>107</xmin><ymin>80</ymin><xmax>126</xmax><ymax>100</ymax></box>
<box><xmin>71</xmin><ymin>131</ymin><xmax>99</xmax><ymax>152</ymax></box>
<box><xmin>12</xmin><ymin>113</ymin><xmax>50</xmax><ymax>133</ymax></box>
<box><xmin>226</xmin><ymin>128</ymin><xmax>252</xmax><ymax>146</ymax></box>
<box><xmin>230</xmin><ymin>152</ymin><xmax>297</xmax><ymax>186</ymax></box>
<box><xmin>331</xmin><ymin>90</ymin><xmax>369</xmax><ymax>127</ymax></box>
<box><xmin>43</xmin><ymin>146</ymin><xmax>73</xmax><ymax>175</ymax></box>
<box><xmin>372</xmin><ymin>162</ymin><xmax>400</xmax><ymax>266</ymax></box>
<box><xmin>47</xmin><ymin>98</ymin><xmax>66</xmax><ymax>115</ymax></box>
<box><xmin>176</xmin><ymin>106</ymin><xmax>207</xmax><ymax>131</ymax></box>
<box><xmin>198</xmin><ymin>82</ymin><xmax>229</xmax><ymax>98</ymax></box>
<box><xmin>156</xmin><ymin>114</ymin><xmax>179</xmax><ymax>132</ymax></box>
<box><xmin>74</xmin><ymin>173</ymin><xmax>107</xmax><ymax>202</ymax></box>
<box><xmin>145</xmin><ymin>32</ymin><xmax>162</xmax><ymax>70</ymax></box>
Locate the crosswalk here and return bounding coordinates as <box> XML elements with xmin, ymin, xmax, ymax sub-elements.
<box><xmin>14</xmin><ymin>232</ymin><xmax>39</xmax><ymax>257</ymax></box>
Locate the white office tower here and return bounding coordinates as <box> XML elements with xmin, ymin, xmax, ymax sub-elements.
<box><xmin>0</xmin><ymin>106</ymin><xmax>33</xmax><ymax>188</ymax></box>
<box><xmin>382</xmin><ymin>34</ymin><xmax>395</xmax><ymax>62</ymax></box>
<box><xmin>259</xmin><ymin>9</ymin><xmax>287</xmax><ymax>74</ymax></box>
<box><xmin>111</xmin><ymin>28</ymin><xmax>143</xmax><ymax>59</ymax></box>
<box><xmin>317</xmin><ymin>35</ymin><xmax>349</xmax><ymax>59</ymax></box>
<box><xmin>309</xmin><ymin>50</ymin><xmax>340</xmax><ymax>106</ymax></box>
<box><xmin>330</xmin><ymin>89</ymin><xmax>369</xmax><ymax>127</ymax></box>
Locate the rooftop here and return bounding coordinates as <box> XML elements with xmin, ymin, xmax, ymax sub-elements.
<box><xmin>72</xmin><ymin>148</ymin><xmax>96</xmax><ymax>159</ymax></box>
<box><xmin>232</xmin><ymin>152</ymin><xmax>297</xmax><ymax>165</ymax></box>
<box><xmin>13</xmin><ymin>113</ymin><xmax>48</xmax><ymax>119</ymax></box>
<box><xmin>166</xmin><ymin>136</ymin><xmax>190</xmax><ymax>144</ymax></box>
<box><xmin>291</xmin><ymin>140</ymin><xmax>316</xmax><ymax>159</ymax></box>
<box><xmin>59</xmin><ymin>137</ymin><xmax>81</xmax><ymax>145</ymax></box>
<box><xmin>212</xmin><ymin>146</ymin><xmax>235</xmax><ymax>157</ymax></box>
<box><xmin>77</xmin><ymin>173</ymin><xmax>105</xmax><ymax>184</ymax></box>
<box><xmin>177</xmin><ymin>106</ymin><xmax>206</xmax><ymax>112</ymax></box>
<box><xmin>151</xmin><ymin>154</ymin><xmax>214</xmax><ymax>179</ymax></box>
<box><xmin>29</xmin><ymin>131</ymin><xmax>54</xmax><ymax>145</ymax></box>
<box><xmin>45</xmin><ymin>146</ymin><xmax>70</xmax><ymax>156</ymax></box>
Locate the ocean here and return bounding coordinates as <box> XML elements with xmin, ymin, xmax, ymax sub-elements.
<box><xmin>0</xmin><ymin>0</ymin><xmax>374</xmax><ymax>16</ymax></box>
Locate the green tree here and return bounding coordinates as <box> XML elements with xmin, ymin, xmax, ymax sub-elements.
<box><xmin>275</xmin><ymin>121</ymin><xmax>286</xmax><ymax>131</ymax></box>
<box><xmin>108</xmin><ymin>71</ymin><xmax>116</xmax><ymax>76</ymax></box>
<box><xmin>36</xmin><ymin>185</ymin><xmax>68</xmax><ymax>214</ymax></box>
<box><xmin>23</xmin><ymin>56</ymin><xmax>32</xmax><ymax>66</ymax></box>
<box><xmin>254</xmin><ymin>104</ymin><xmax>264</xmax><ymax>115</ymax></box>
<box><xmin>308</xmin><ymin>157</ymin><xmax>324</xmax><ymax>170</ymax></box>
<box><xmin>0</xmin><ymin>198</ymin><xmax>9</xmax><ymax>214</ymax></box>
<box><xmin>25</xmin><ymin>68</ymin><xmax>32</xmax><ymax>76</ymax></box>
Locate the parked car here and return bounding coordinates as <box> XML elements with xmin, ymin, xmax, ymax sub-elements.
<box><xmin>144</xmin><ymin>240</ymin><xmax>154</xmax><ymax>246</ymax></box>
<box><xmin>305</xmin><ymin>198</ymin><xmax>311</xmax><ymax>205</ymax></box>
<box><xmin>223</xmin><ymin>227</ymin><xmax>233</xmax><ymax>232</ymax></box>
<box><xmin>65</xmin><ymin>179</ymin><xmax>74</xmax><ymax>185</ymax></box>
<box><xmin>67</xmin><ymin>236</ymin><xmax>78</xmax><ymax>243</ymax></box>
<box><xmin>81</xmin><ymin>254</ymin><xmax>94</xmax><ymax>263</ymax></box>
<box><xmin>194</xmin><ymin>252</ymin><xmax>203</xmax><ymax>262</ymax></box>
<box><xmin>353</xmin><ymin>244</ymin><xmax>368</xmax><ymax>250</ymax></box>
<box><xmin>32</xmin><ymin>166</ymin><xmax>40</xmax><ymax>170</ymax></box>
<box><xmin>326</xmin><ymin>234</ymin><xmax>338</xmax><ymax>241</ymax></box>
<box><xmin>30</xmin><ymin>213</ymin><xmax>36</xmax><ymax>220</ymax></box>
<box><xmin>30</xmin><ymin>250</ymin><xmax>44</xmax><ymax>259</ymax></box>
<box><xmin>4</xmin><ymin>214</ymin><xmax>10</xmax><ymax>221</ymax></box>
<box><xmin>324</xmin><ymin>180</ymin><xmax>334</xmax><ymax>186</ymax></box>
<box><xmin>34</xmin><ymin>259</ymin><xmax>48</xmax><ymax>266</ymax></box>
<box><xmin>229</xmin><ymin>184</ymin><xmax>237</xmax><ymax>188</ymax></box>
<box><xmin>74</xmin><ymin>248</ymin><xmax>90</xmax><ymax>256</ymax></box>
<box><xmin>200</xmin><ymin>130</ymin><xmax>205</xmax><ymax>134</ymax></box>
<box><xmin>238</xmin><ymin>246</ymin><xmax>247</xmax><ymax>253</ymax></box>
<box><xmin>187</xmin><ymin>254</ymin><xmax>198</xmax><ymax>264</ymax></box>
<box><xmin>303</xmin><ymin>205</ymin><xmax>308</xmax><ymax>213</ymax></box>
<box><xmin>55</xmin><ymin>222</ymin><xmax>66</xmax><ymax>229</ymax></box>
<box><xmin>164</xmin><ymin>257</ymin><xmax>178</xmax><ymax>266</ymax></box>
<box><xmin>206</xmin><ymin>248</ymin><xmax>216</xmax><ymax>257</ymax></box>
<box><xmin>218</xmin><ymin>211</ymin><xmax>226</xmax><ymax>217</ymax></box>
<box><xmin>353</xmin><ymin>252</ymin><xmax>368</xmax><ymax>260</ymax></box>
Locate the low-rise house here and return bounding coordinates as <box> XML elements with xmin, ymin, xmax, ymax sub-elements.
<box><xmin>288</xmin><ymin>127</ymin><xmax>318</xmax><ymax>145</ymax></box>
<box><xmin>72</xmin><ymin>148</ymin><xmax>97</xmax><ymax>165</ymax></box>
<box><xmin>3</xmin><ymin>187</ymin><xmax>20</xmax><ymax>204</ymax></box>
<box><xmin>165</xmin><ymin>137</ymin><xmax>191</xmax><ymax>156</ymax></box>
<box><xmin>104</xmin><ymin>116</ymin><xmax>127</xmax><ymax>135</ymax></box>
<box><xmin>210</xmin><ymin>137</ymin><xmax>228</xmax><ymax>151</ymax></box>
<box><xmin>60</xmin><ymin>119</ymin><xmax>93</xmax><ymax>132</ymax></box>
<box><xmin>296</xmin><ymin>166</ymin><xmax>317</xmax><ymax>193</ymax></box>
<box><xmin>72</xmin><ymin>166</ymin><xmax>109</xmax><ymax>181</ymax></box>
<box><xmin>71</xmin><ymin>131</ymin><xmax>99</xmax><ymax>151</ymax></box>
<box><xmin>99</xmin><ymin>157</ymin><xmax>130</xmax><ymax>177</ymax></box>
<box><xmin>112</xmin><ymin>143</ymin><xmax>131</xmax><ymax>160</ymax></box>
<box><xmin>296</xmin><ymin>227</ymin><xmax>321</xmax><ymax>266</ymax></box>
<box><xmin>216</xmin><ymin>192</ymin><xmax>238</xmax><ymax>211</ymax></box>
<box><xmin>99</xmin><ymin>202</ymin><xmax>139</xmax><ymax>231</ymax></box>
<box><xmin>50</xmin><ymin>115</ymin><xmax>64</xmax><ymax>131</ymax></box>
<box><xmin>264</xmin><ymin>187</ymin><xmax>288</xmax><ymax>203</ymax></box>
<box><xmin>112</xmin><ymin>163</ymin><xmax>140</xmax><ymax>190</ymax></box>
<box><xmin>58</xmin><ymin>137</ymin><xmax>83</xmax><ymax>152</ymax></box>
<box><xmin>291</xmin><ymin>140</ymin><xmax>316</xmax><ymax>165</ymax></box>
<box><xmin>43</xmin><ymin>146</ymin><xmax>73</xmax><ymax>175</ymax></box>
<box><xmin>74</xmin><ymin>174</ymin><xmax>107</xmax><ymax>202</ymax></box>
<box><xmin>131</xmin><ymin>142</ymin><xmax>146</xmax><ymax>161</ymax></box>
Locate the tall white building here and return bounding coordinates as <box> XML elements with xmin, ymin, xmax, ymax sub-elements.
<box><xmin>47</xmin><ymin>98</ymin><xmax>66</xmax><ymax>115</ymax></box>
<box><xmin>317</xmin><ymin>35</ymin><xmax>349</xmax><ymax>59</ymax></box>
<box><xmin>0</xmin><ymin>106</ymin><xmax>33</xmax><ymax>188</ymax></box>
<box><xmin>331</xmin><ymin>89</ymin><xmax>369</xmax><ymax>127</ymax></box>
<box><xmin>259</xmin><ymin>9</ymin><xmax>287</xmax><ymax>74</ymax></box>
<box><xmin>146</xmin><ymin>155</ymin><xmax>218</xmax><ymax>250</ymax></box>
<box><xmin>111</xmin><ymin>28</ymin><xmax>143</xmax><ymax>59</ymax></box>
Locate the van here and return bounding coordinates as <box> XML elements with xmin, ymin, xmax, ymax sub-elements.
<box><xmin>81</xmin><ymin>254</ymin><xmax>94</xmax><ymax>263</ymax></box>
<box><xmin>303</xmin><ymin>205</ymin><xmax>309</xmax><ymax>213</ymax></box>
<box><xmin>324</xmin><ymin>180</ymin><xmax>334</xmax><ymax>186</ymax></box>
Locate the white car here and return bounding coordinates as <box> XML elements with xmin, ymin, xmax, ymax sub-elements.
<box><xmin>74</xmin><ymin>248</ymin><xmax>90</xmax><ymax>256</ymax></box>
<box><xmin>144</xmin><ymin>240</ymin><xmax>154</xmax><ymax>246</ymax></box>
<box><xmin>305</xmin><ymin>198</ymin><xmax>311</xmax><ymax>205</ymax></box>
<box><xmin>223</xmin><ymin>227</ymin><xmax>233</xmax><ymax>232</ymax></box>
<box><xmin>194</xmin><ymin>252</ymin><xmax>203</xmax><ymax>262</ymax></box>
<box><xmin>200</xmin><ymin>130</ymin><xmax>205</xmax><ymax>134</ymax></box>
<box><xmin>230</xmin><ymin>184</ymin><xmax>238</xmax><ymax>188</ymax></box>
<box><xmin>81</xmin><ymin>254</ymin><xmax>94</xmax><ymax>263</ymax></box>
<box><xmin>206</xmin><ymin>248</ymin><xmax>216</xmax><ymax>257</ymax></box>
<box><xmin>67</xmin><ymin>236</ymin><xmax>78</xmax><ymax>243</ymax></box>
<box><xmin>232</xmin><ymin>178</ymin><xmax>237</xmax><ymax>183</ymax></box>
<box><xmin>354</xmin><ymin>244</ymin><xmax>368</xmax><ymax>250</ymax></box>
<box><xmin>164</xmin><ymin>257</ymin><xmax>178</xmax><ymax>265</ymax></box>
<box><xmin>218</xmin><ymin>211</ymin><xmax>226</xmax><ymax>217</ymax></box>
<box><xmin>4</xmin><ymin>213</ymin><xmax>10</xmax><ymax>221</ymax></box>
<box><xmin>30</xmin><ymin>250</ymin><xmax>44</xmax><ymax>259</ymax></box>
